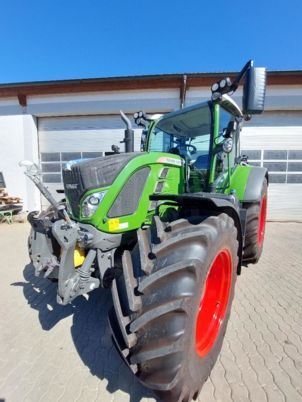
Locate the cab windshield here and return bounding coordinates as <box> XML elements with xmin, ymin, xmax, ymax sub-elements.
<box><xmin>149</xmin><ymin>102</ymin><xmax>212</xmax><ymax>167</ymax></box>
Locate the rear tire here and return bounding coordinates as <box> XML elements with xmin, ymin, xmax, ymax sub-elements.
<box><xmin>243</xmin><ymin>179</ymin><xmax>268</xmax><ymax>264</ymax></box>
<box><xmin>109</xmin><ymin>213</ymin><xmax>238</xmax><ymax>402</ymax></box>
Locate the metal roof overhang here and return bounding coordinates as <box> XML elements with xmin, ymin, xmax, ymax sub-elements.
<box><xmin>0</xmin><ymin>70</ymin><xmax>301</xmax><ymax>101</ymax></box>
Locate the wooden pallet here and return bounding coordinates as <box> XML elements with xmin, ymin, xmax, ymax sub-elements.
<box><xmin>0</xmin><ymin>197</ymin><xmax>22</xmax><ymax>204</ymax></box>
<box><xmin>0</xmin><ymin>188</ymin><xmax>22</xmax><ymax>205</ymax></box>
<box><xmin>0</xmin><ymin>188</ymin><xmax>7</xmax><ymax>196</ymax></box>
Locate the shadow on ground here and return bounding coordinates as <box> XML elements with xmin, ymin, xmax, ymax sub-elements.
<box><xmin>12</xmin><ymin>263</ymin><xmax>157</xmax><ymax>402</ymax></box>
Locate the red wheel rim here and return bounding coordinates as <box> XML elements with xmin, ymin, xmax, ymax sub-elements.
<box><xmin>195</xmin><ymin>249</ymin><xmax>232</xmax><ymax>358</ymax></box>
<box><xmin>258</xmin><ymin>196</ymin><xmax>267</xmax><ymax>247</ymax></box>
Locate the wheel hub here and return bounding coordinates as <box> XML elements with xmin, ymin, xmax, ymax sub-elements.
<box><xmin>195</xmin><ymin>249</ymin><xmax>232</xmax><ymax>357</ymax></box>
<box><xmin>258</xmin><ymin>196</ymin><xmax>267</xmax><ymax>247</ymax></box>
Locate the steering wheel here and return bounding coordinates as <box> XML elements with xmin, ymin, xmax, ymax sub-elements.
<box><xmin>186</xmin><ymin>144</ymin><xmax>197</xmax><ymax>154</ymax></box>
<box><xmin>170</xmin><ymin>141</ymin><xmax>197</xmax><ymax>157</ymax></box>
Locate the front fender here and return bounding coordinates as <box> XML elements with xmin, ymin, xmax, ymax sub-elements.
<box><xmin>150</xmin><ymin>192</ymin><xmax>243</xmax><ymax>274</ymax></box>
<box><xmin>228</xmin><ymin>165</ymin><xmax>268</xmax><ymax>203</ymax></box>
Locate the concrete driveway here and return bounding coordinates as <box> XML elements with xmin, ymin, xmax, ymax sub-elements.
<box><xmin>0</xmin><ymin>222</ymin><xmax>301</xmax><ymax>402</ymax></box>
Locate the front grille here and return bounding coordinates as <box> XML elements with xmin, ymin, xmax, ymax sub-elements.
<box><xmin>108</xmin><ymin>168</ymin><xmax>150</xmax><ymax>218</ymax></box>
<box><xmin>63</xmin><ymin>167</ymin><xmax>85</xmax><ymax>217</ymax></box>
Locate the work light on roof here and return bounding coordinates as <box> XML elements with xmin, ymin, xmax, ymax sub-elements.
<box><xmin>220</xmin><ymin>79</ymin><xmax>226</xmax><ymax>89</ymax></box>
<box><xmin>211</xmin><ymin>82</ymin><xmax>219</xmax><ymax>92</ymax></box>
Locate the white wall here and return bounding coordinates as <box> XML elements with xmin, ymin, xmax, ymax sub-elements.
<box><xmin>26</xmin><ymin>88</ymin><xmax>180</xmax><ymax>117</ymax></box>
<box><xmin>0</xmin><ymin>114</ymin><xmax>40</xmax><ymax>211</ymax></box>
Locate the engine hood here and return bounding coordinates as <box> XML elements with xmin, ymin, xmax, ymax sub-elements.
<box><xmin>62</xmin><ymin>152</ymin><xmax>142</xmax><ymax>217</ymax></box>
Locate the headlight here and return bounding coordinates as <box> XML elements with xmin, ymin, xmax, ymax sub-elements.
<box><xmin>222</xmin><ymin>138</ymin><xmax>233</xmax><ymax>153</ymax></box>
<box><xmin>82</xmin><ymin>191</ymin><xmax>107</xmax><ymax>218</ymax></box>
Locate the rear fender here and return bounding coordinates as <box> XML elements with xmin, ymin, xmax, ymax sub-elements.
<box><xmin>243</xmin><ymin>166</ymin><xmax>268</xmax><ymax>203</ymax></box>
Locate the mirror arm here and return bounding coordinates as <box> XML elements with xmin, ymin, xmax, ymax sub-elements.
<box><xmin>230</xmin><ymin>60</ymin><xmax>254</xmax><ymax>92</ymax></box>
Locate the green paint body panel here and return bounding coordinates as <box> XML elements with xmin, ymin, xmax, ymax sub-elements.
<box><xmin>223</xmin><ymin>164</ymin><xmax>253</xmax><ymax>201</ymax></box>
<box><xmin>208</xmin><ymin>163</ymin><xmax>252</xmax><ymax>200</ymax></box>
<box><xmin>76</xmin><ymin>152</ymin><xmax>184</xmax><ymax>234</ymax></box>
<box><xmin>209</xmin><ymin>103</ymin><xmax>220</xmax><ymax>184</ymax></box>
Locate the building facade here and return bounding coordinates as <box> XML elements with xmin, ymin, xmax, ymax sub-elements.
<box><xmin>0</xmin><ymin>71</ymin><xmax>301</xmax><ymax>220</ymax></box>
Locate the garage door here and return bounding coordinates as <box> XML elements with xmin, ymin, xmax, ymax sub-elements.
<box><xmin>38</xmin><ymin>114</ymin><xmax>141</xmax><ymax>204</ymax></box>
<box><xmin>241</xmin><ymin>111</ymin><xmax>302</xmax><ymax>221</ymax></box>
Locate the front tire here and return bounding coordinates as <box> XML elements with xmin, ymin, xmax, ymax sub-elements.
<box><xmin>109</xmin><ymin>213</ymin><xmax>238</xmax><ymax>402</ymax></box>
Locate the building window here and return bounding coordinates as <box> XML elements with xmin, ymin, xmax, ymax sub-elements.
<box><xmin>242</xmin><ymin>149</ymin><xmax>302</xmax><ymax>184</ymax></box>
<box><xmin>40</xmin><ymin>152</ymin><xmax>104</xmax><ymax>184</ymax></box>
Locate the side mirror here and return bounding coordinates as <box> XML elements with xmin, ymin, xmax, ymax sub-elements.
<box><xmin>223</xmin><ymin>120</ymin><xmax>238</xmax><ymax>138</ymax></box>
<box><xmin>243</xmin><ymin>67</ymin><xmax>266</xmax><ymax>115</ymax></box>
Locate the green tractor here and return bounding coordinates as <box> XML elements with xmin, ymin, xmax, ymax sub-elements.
<box><xmin>21</xmin><ymin>60</ymin><xmax>268</xmax><ymax>402</ymax></box>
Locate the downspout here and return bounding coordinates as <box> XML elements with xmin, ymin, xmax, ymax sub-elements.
<box><xmin>180</xmin><ymin>74</ymin><xmax>189</xmax><ymax>192</ymax></box>
<box><xmin>180</xmin><ymin>74</ymin><xmax>187</xmax><ymax>109</ymax></box>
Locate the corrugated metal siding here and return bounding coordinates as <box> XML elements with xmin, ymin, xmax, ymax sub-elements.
<box><xmin>241</xmin><ymin>111</ymin><xmax>302</xmax><ymax>150</ymax></box>
<box><xmin>267</xmin><ymin>184</ymin><xmax>302</xmax><ymax>221</ymax></box>
<box><xmin>38</xmin><ymin>115</ymin><xmax>141</xmax><ymax>153</ymax></box>
<box><xmin>241</xmin><ymin>111</ymin><xmax>302</xmax><ymax>221</ymax></box>
<box><xmin>28</xmin><ymin>88</ymin><xmax>180</xmax><ymax>117</ymax></box>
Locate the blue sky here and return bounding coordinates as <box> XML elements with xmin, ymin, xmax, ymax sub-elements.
<box><xmin>0</xmin><ymin>0</ymin><xmax>301</xmax><ymax>83</ymax></box>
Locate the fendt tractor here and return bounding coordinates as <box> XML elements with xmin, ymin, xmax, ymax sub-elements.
<box><xmin>20</xmin><ymin>60</ymin><xmax>268</xmax><ymax>402</ymax></box>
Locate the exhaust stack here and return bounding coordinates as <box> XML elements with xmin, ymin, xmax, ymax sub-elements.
<box><xmin>120</xmin><ymin>110</ymin><xmax>134</xmax><ymax>153</ymax></box>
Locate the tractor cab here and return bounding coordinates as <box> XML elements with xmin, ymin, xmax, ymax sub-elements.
<box><xmin>141</xmin><ymin>60</ymin><xmax>266</xmax><ymax>195</ymax></box>
<box><xmin>146</xmin><ymin>96</ymin><xmax>242</xmax><ymax>193</ymax></box>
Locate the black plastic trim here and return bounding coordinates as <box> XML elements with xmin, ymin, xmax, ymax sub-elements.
<box><xmin>150</xmin><ymin>192</ymin><xmax>243</xmax><ymax>274</ymax></box>
<box><xmin>244</xmin><ymin>166</ymin><xmax>268</xmax><ymax>202</ymax></box>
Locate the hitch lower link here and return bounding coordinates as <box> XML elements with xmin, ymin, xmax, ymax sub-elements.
<box><xmin>52</xmin><ymin>220</ymin><xmax>100</xmax><ymax>305</ymax></box>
